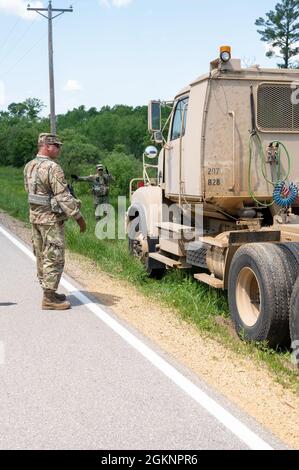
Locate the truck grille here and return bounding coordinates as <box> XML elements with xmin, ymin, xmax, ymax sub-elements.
<box><xmin>257</xmin><ymin>83</ymin><xmax>299</xmax><ymax>132</ymax></box>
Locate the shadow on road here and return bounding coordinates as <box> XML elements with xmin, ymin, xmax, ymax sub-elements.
<box><xmin>68</xmin><ymin>291</ymin><xmax>121</xmax><ymax>308</ymax></box>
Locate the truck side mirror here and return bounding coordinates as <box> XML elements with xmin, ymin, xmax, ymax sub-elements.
<box><xmin>144</xmin><ymin>146</ymin><xmax>158</xmax><ymax>159</ymax></box>
<box><xmin>148</xmin><ymin>100</ymin><xmax>161</xmax><ymax>132</ymax></box>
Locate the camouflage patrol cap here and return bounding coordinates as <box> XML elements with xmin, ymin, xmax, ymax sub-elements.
<box><xmin>38</xmin><ymin>133</ymin><xmax>63</xmax><ymax>146</ymax></box>
<box><xmin>96</xmin><ymin>163</ymin><xmax>104</xmax><ymax>170</ymax></box>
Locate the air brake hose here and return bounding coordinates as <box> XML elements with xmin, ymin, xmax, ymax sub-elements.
<box><xmin>248</xmin><ymin>132</ymin><xmax>295</xmax><ymax>208</ymax></box>
<box><xmin>273</xmin><ymin>181</ymin><xmax>298</xmax><ymax>208</ymax></box>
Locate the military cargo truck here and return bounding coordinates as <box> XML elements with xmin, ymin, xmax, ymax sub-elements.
<box><xmin>127</xmin><ymin>46</ymin><xmax>299</xmax><ymax>349</ymax></box>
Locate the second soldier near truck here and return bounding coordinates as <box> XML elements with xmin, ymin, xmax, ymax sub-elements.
<box><xmin>24</xmin><ymin>133</ymin><xmax>86</xmax><ymax>311</ymax></box>
<box><xmin>72</xmin><ymin>164</ymin><xmax>114</xmax><ymax>221</ymax></box>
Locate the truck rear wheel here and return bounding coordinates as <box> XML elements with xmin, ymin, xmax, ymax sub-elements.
<box><xmin>228</xmin><ymin>243</ymin><xmax>298</xmax><ymax>347</ymax></box>
<box><xmin>128</xmin><ymin>218</ymin><xmax>165</xmax><ymax>279</ymax></box>
<box><xmin>290</xmin><ymin>276</ymin><xmax>299</xmax><ymax>365</ymax></box>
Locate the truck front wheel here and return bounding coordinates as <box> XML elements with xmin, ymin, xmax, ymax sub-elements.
<box><xmin>228</xmin><ymin>243</ymin><xmax>298</xmax><ymax>347</ymax></box>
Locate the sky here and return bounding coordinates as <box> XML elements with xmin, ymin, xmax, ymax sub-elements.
<box><xmin>0</xmin><ymin>0</ymin><xmax>283</xmax><ymax>116</ymax></box>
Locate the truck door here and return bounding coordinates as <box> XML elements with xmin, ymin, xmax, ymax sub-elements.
<box><xmin>165</xmin><ymin>96</ymin><xmax>189</xmax><ymax>196</ymax></box>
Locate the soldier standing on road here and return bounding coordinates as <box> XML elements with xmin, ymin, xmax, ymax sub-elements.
<box><xmin>24</xmin><ymin>133</ymin><xmax>86</xmax><ymax>311</ymax></box>
<box><xmin>72</xmin><ymin>164</ymin><xmax>114</xmax><ymax>221</ymax></box>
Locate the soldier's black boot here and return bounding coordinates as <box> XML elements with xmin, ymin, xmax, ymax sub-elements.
<box><xmin>54</xmin><ymin>292</ymin><xmax>67</xmax><ymax>301</ymax></box>
<box><xmin>42</xmin><ymin>290</ymin><xmax>71</xmax><ymax>310</ymax></box>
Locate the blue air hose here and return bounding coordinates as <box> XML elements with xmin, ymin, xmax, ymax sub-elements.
<box><xmin>273</xmin><ymin>181</ymin><xmax>298</xmax><ymax>208</ymax></box>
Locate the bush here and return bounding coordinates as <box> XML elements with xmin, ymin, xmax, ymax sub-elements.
<box><xmin>59</xmin><ymin>129</ymin><xmax>102</xmax><ymax>177</ymax></box>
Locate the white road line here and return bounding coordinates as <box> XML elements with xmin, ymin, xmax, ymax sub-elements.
<box><xmin>0</xmin><ymin>224</ymin><xmax>273</xmax><ymax>450</ymax></box>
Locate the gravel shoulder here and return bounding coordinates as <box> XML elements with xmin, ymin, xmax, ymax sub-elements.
<box><xmin>1</xmin><ymin>210</ymin><xmax>298</xmax><ymax>450</ymax></box>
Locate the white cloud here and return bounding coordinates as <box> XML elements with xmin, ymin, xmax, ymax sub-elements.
<box><xmin>99</xmin><ymin>0</ymin><xmax>133</xmax><ymax>8</ymax></box>
<box><xmin>112</xmin><ymin>0</ymin><xmax>133</xmax><ymax>5</ymax></box>
<box><xmin>64</xmin><ymin>80</ymin><xmax>82</xmax><ymax>92</ymax></box>
<box><xmin>0</xmin><ymin>0</ymin><xmax>44</xmax><ymax>20</ymax></box>
<box><xmin>0</xmin><ymin>81</ymin><xmax>5</xmax><ymax>106</ymax></box>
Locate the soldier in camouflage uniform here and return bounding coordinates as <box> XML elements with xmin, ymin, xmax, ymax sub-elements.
<box><xmin>24</xmin><ymin>133</ymin><xmax>86</xmax><ymax>310</ymax></box>
<box><xmin>72</xmin><ymin>164</ymin><xmax>114</xmax><ymax>221</ymax></box>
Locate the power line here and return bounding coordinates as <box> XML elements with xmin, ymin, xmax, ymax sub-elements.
<box><xmin>0</xmin><ymin>0</ymin><xmax>80</xmax><ymax>69</ymax></box>
<box><xmin>0</xmin><ymin>12</ymin><xmax>66</xmax><ymax>84</ymax></box>
<box><xmin>0</xmin><ymin>17</ymin><xmax>21</xmax><ymax>53</ymax></box>
<box><xmin>0</xmin><ymin>19</ymin><xmax>38</xmax><ymax>69</ymax></box>
<box><xmin>0</xmin><ymin>33</ymin><xmax>45</xmax><ymax>80</ymax></box>
<box><xmin>0</xmin><ymin>2</ymin><xmax>78</xmax><ymax>111</ymax></box>
<box><xmin>0</xmin><ymin>11</ymin><xmax>68</xmax><ymax>90</ymax></box>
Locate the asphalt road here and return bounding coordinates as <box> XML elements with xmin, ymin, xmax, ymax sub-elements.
<box><xmin>0</xmin><ymin>224</ymin><xmax>286</xmax><ymax>450</ymax></box>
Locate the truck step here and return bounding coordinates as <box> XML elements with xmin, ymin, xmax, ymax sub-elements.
<box><xmin>157</xmin><ymin>222</ymin><xmax>195</xmax><ymax>235</ymax></box>
<box><xmin>198</xmin><ymin>236</ymin><xmax>228</xmax><ymax>248</ymax></box>
<box><xmin>194</xmin><ymin>273</ymin><xmax>224</xmax><ymax>289</ymax></box>
<box><xmin>149</xmin><ymin>252</ymin><xmax>191</xmax><ymax>269</ymax></box>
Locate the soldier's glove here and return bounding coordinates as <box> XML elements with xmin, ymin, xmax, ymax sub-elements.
<box><xmin>71</xmin><ymin>174</ymin><xmax>79</xmax><ymax>180</ymax></box>
<box><xmin>76</xmin><ymin>216</ymin><xmax>86</xmax><ymax>233</ymax></box>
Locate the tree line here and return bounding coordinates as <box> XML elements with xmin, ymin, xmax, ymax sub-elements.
<box><xmin>0</xmin><ymin>99</ymin><xmax>156</xmax><ymax>196</ymax></box>
<box><xmin>0</xmin><ymin>98</ymin><xmax>151</xmax><ymax>166</ymax></box>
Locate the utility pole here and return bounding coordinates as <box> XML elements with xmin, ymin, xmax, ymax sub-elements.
<box><xmin>27</xmin><ymin>1</ymin><xmax>73</xmax><ymax>134</ymax></box>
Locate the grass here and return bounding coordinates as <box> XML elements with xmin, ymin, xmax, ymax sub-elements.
<box><xmin>1</xmin><ymin>165</ymin><xmax>298</xmax><ymax>394</ymax></box>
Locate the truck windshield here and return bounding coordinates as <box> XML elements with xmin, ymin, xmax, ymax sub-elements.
<box><xmin>170</xmin><ymin>97</ymin><xmax>189</xmax><ymax>141</ymax></box>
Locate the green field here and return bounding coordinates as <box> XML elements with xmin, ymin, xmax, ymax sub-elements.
<box><xmin>1</xmin><ymin>166</ymin><xmax>298</xmax><ymax>393</ymax></box>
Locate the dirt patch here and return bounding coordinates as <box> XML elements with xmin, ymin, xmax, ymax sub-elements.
<box><xmin>1</xmin><ymin>209</ymin><xmax>298</xmax><ymax>449</ymax></box>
